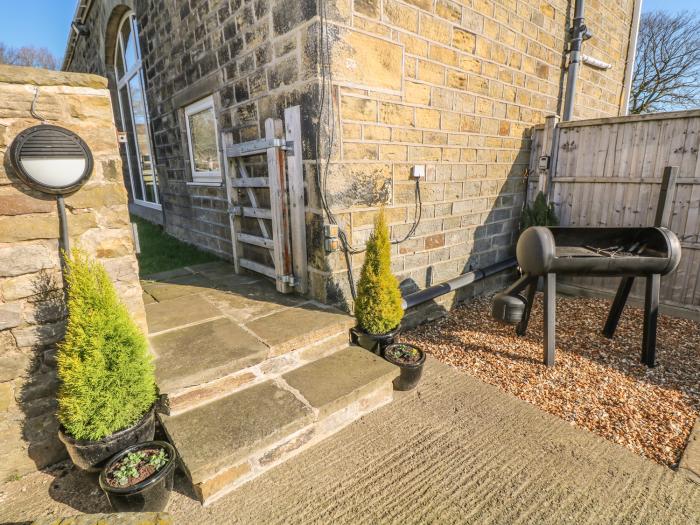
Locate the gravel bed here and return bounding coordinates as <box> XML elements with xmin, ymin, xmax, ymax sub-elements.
<box><xmin>403</xmin><ymin>294</ymin><xmax>700</xmax><ymax>468</ymax></box>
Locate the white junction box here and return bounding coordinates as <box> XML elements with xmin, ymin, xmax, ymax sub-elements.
<box><xmin>411</xmin><ymin>165</ymin><xmax>426</xmax><ymax>178</ymax></box>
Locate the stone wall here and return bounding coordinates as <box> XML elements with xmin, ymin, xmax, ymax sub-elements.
<box><xmin>317</xmin><ymin>0</ymin><xmax>636</xmax><ymax>302</ymax></box>
<box><xmin>64</xmin><ymin>0</ymin><xmax>635</xmax><ymax>308</ymax></box>
<box><xmin>0</xmin><ymin>65</ymin><xmax>145</xmax><ymax>480</ymax></box>
<box><xmin>67</xmin><ymin>0</ymin><xmax>323</xmax><ymax>261</ymax></box>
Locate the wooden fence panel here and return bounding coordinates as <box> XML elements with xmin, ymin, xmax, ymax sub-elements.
<box><xmin>529</xmin><ymin>110</ymin><xmax>700</xmax><ymax>315</ymax></box>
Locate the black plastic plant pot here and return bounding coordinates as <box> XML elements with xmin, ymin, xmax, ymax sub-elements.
<box><xmin>350</xmin><ymin>326</ymin><xmax>400</xmax><ymax>356</ymax></box>
<box><xmin>58</xmin><ymin>405</ymin><xmax>156</xmax><ymax>472</ymax></box>
<box><xmin>99</xmin><ymin>440</ymin><xmax>178</xmax><ymax>513</ymax></box>
<box><xmin>383</xmin><ymin>343</ymin><xmax>426</xmax><ymax>391</ymax></box>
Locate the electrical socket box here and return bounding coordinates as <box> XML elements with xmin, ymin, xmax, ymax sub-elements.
<box><xmin>324</xmin><ymin>224</ymin><xmax>339</xmax><ymax>253</ymax></box>
<box><xmin>324</xmin><ymin>238</ymin><xmax>340</xmax><ymax>252</ymax></box>
<box><xmin>411</xmin><ymin>165</ymin><xmax>426</xmax><ymax>178</ymax></box>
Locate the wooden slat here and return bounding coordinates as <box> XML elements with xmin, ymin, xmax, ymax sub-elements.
<box><xmin>239</xmin><ymin>258</ymin><xmax>276</xmax><ymax>280</ymax></box>
<box><xmin>265</xmin><ymin>117</ymin><xmax>294</xmax><ymax>294</ymax></box>
<box><xmin>221</xmin><ymin>131</ymin><xmax>241</xmax><ymax>274</ymax></box>
<box><xmin>231</xmin><ymin>177</ymin><xmax>269</xmax><ymax>188</ymax></box>
<box><xmin>284</xmin><ymin>105</ymin><xmax>308</xmax><ymax>294</ymax></box>
<box><xmin>233</xmin><ymin>206</ymin><xmax>272</xmax><ymax>220</ymax></box>
<box><xmin>234</xmin><ymin>159</ymin><xmax>272</xmax><ymax>241</ymax></box>
<box><xmin>238</xmin><ymin>232</ymin><xmax>274</xmax><ymax>249</ymax></box>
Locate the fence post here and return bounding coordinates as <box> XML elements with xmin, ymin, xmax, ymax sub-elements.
<box><xmin>654</xmin><ymin>166</ymin><xmax>678</xmax><ymax>228</ymax></box>
<box><xmin>537</xmin><ymin>115</ymin><xmax>559</xmax><ymax>198</ymax></box>
<box><xmin>265</xmin><ymin>118</ymin><xmax>294</xmax><ymax>293</ymax></box>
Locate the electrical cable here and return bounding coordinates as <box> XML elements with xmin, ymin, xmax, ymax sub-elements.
<box><xmin>316</xmin><ymin>0</ymin><xmax>422</xmax><ymax>299</ymax></box>
<box><xmin>30</xmin><ymin>87</ymin><xmax>48</xmax><ymax>123</ymax></box>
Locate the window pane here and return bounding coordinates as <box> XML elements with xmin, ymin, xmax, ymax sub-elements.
<box><xmin>188</xmin><ymin>107</ymin><xmax>220</xmax><ymax>173</ymax></box>
<box><xmin>118</xmin><ymin>85</ymin><xmax>144</xmax><ymax>201</ymax></box>
<box><xmin>128</xmin><ymin>75</ymin><xmax>158</xmax><ymax>203</ymax></box>
<box><xmin>115</xmin><ymin>40</ymin><xmax>125</xmax><ymax>79</ymax></box>
<box><xmin>121</xmin><ymin>16</ymin><xmax>137</xmax><ymax>72</ymax></box>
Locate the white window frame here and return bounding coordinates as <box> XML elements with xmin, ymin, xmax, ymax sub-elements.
<box><xmin>113</xmin><ymin>11</ymin><xmax>161</xmax><ymax>209</ymax></box>
<box><xmin>184</xmin><ymin>95</ymin><xmax>222</xmax><ymax>185</ymax></box>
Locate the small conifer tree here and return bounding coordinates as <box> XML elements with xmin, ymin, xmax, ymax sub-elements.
<box><xmin>521</xmin><ymin>191</ymin><xmax>558</xmax><ymax>230</ymax></box>
<box><xmin>57</xmin><ymin>250</ymin><xmax>156</xmax><ymax>441</ymax></box>
<box><xmin>354</xmin><ymin>209</ymin><xmax>403</xmax><ymax>334</ymax></box>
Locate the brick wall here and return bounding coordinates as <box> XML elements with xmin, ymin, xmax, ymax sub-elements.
<box><xmin>317</xmin><ymin>0</ymin><xmax>636</xmax><ymax>304</ymax></box>
<box><xmin>0</xmin><ymin>65</ymin><xmax>145</xmax><ymax>480</ymax></box>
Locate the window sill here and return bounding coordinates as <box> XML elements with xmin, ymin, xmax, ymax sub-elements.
<box><xmin>186</xmin><ymin>180</ymin><xmax>223</xmax><ymax>187</ymax></box>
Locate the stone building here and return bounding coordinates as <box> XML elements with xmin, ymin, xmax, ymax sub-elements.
<box><xmin>63</xmin><ymin>0</ymin><xmax>640</xmax><ymax>307</ymax></box>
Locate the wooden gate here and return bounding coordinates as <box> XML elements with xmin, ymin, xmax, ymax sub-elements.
<box><xmin>222</xmin><ymin>106</ymin><xmax>307</xmax><ymax>294</ymax></box>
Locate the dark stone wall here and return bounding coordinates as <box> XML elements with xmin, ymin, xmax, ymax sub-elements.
<box><xmin>66</xmin><ymin>0</ymin><xmax>323</xmax><ymax>263</ymax></box>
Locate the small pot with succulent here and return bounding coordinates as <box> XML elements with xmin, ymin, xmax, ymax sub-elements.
<box><xmin>383</xmin><ymin>342</ymin><xmax>425</xmax><ymax>391</ymax></box>
<box><xmin>350</xmin><ymin>208</ymin><xmax>404</xmax><ymax>355</ymax></box>
<box><xmin>99</xmin><ymin>440</ymin><xmax>177</xmax><ymax>512</ymax></box>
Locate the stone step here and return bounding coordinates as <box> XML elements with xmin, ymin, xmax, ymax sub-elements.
<box><xmin>164</xmin><ymin>331</ymin><xmax>350</xmax><ymax>415</ymax></box>
<box><xmin>159</xmin><ymin>346</ymin><xmax>398</xmax><ymax>505</ymax></box>
<box><xmin>146</xmin><ymin>294</ymin><xmax>354</xmax><ymax>410</ymax></box>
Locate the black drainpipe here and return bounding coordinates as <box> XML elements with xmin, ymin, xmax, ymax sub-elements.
<box><xmin>402</xmin><ymin>258</ymin><xmax>517</xmax><ymax>310</ymax></box>
<box><xmin>562</xmin><ymin>0</ymin><xmax>590</xmax><ymax>121</ymax></box>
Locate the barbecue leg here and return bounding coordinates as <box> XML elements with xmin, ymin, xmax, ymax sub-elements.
<box><xmin>543</xmin><ymin>273</ymin><xmax>556</xmax><ymax>367</ymax></box>
<box><xmin>642</xmin><ymin>274</ymin><xmax>660</xmax><ymax>367</ymax></box>
<box><xmin>516</xmin><ymin>279</ymin><xmax>538</xmax><ymax>337</ymax></box>
<box><xmin>603</xmin><ymin>277</ymin><xmax>635</xmax><ymax>338</ymax></box>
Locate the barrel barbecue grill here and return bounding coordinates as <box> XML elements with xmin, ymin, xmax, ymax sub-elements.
<box><xmin>492</xmin><ymin>225</ymin><xmax>681</xmax><ymax>367</ymax></box>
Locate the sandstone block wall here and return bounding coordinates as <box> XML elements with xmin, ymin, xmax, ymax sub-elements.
<box><xmin>0</xmin><ymin>65</ymin><xmax>145</xmax><ymax>480</ymax></box>
<box><xmin>316</xmin><ymin>0</ymin><xmax>636</xmax><ymax>302</ymax></box>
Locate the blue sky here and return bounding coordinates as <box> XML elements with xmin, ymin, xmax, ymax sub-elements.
<box><xmin>0</xmin><ymin>0</ymin><xmax>75</xmax><ymax>62</ymax></box>
<box><xmin>0</xmin><ymin>0</ymin><xmax>697</xmax><ymax>65</ymax></box>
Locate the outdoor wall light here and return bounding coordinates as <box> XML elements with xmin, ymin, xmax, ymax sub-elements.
<box><xmin>9</xmin><ymin>124</ymin><xmax>94</xmax><ymax>253</ymax></box>
<box><xmin>10</xmin><ymin>125</ymin><xmax>93</xmax><ymax>195</ymax></box>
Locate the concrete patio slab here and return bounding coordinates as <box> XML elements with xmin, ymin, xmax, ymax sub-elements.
<box><xmin>152</xmin><ymin>317</ymin><xmax>269</xmax><ymax>393</ymax></box>
<box><xmin>245</xmin><ymin>302</ymin><xmax>354</xmax><ymax>355</ymax></box>
<box><xmin>161</xmin><ymin>381</ymin><xmax>313</xmax><ymax>485</ymax></box>
<box><xmin>141</xmin><ymin>274</ymin><xmax>213</xmax><ymax>302</ymax></box>
<box><xmin>3</xmin><ymin>359</ymin><xmax>698</xmax><ymax>524</ymax></box>
<box><xmin>145</xmin><ymin>294</ymin><xmax>221</xmax><ymax>334</ymax></box>
<box><xmin>187</xmin><ymin>261</ymin><xmax>255</xmax><ymax>281</ymax></box>
<box><xmin>679</xmin><ymin>417</ymin><xmax>700</xmax><ymax>484</ymax></box>
<box><xmin>201</xmin><ymin>285</ymin><xmax>297</xmax><ymax>323</ymax></box>
<box><xmin>283</xmin><ymin>347</ymin><xmax>398</xmax><ymax>417</ymax></box>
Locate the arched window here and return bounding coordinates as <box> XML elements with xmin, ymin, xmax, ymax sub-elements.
<box><xmin>114</xmin><ymin>12</ymin><xmax>159</xmax><ymax>207</ymax></box>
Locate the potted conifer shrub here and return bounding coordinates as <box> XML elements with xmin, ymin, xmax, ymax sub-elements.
<box><xmin>350</xmin><ymin>208</ymin><xmax>404</xmax><ymax>355</ymax></box>
<box><xmin>57</xmin><ymin>250</ymin><xmax>158</xmax><ymax>472</ymax></box>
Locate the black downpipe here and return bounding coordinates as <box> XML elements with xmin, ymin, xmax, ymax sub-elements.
<box><xmin>562</xmin><ymin>0</ymin><xmax>587</xmax><ymax>121</ymax></box>
<box><xmin>402</xmin><ymin>257</ymin><xmax>517</xmax><ymax>310</ymax></box>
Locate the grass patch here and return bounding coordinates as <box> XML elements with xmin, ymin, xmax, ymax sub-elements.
<box><xmin>132</xmin><ymin>216</ymin><xmax>221</xmax><ymax>276</ymax></box>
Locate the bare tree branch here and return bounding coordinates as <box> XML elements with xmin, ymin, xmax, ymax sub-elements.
<box><xmin>630</xmin><ymin>11</ymin><xmax>700</xmax><ymax>114</ymax></box>
<box><xmin>0</xmin><ymin>43</ymin><xmax>58</xmax><ymax>70</ymax></box>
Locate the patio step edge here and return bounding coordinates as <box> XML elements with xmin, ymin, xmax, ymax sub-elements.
<box><xmin>163</xmin><ymin>346</ymin><xmax>398</xmax><ymax>505</ymax></box>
